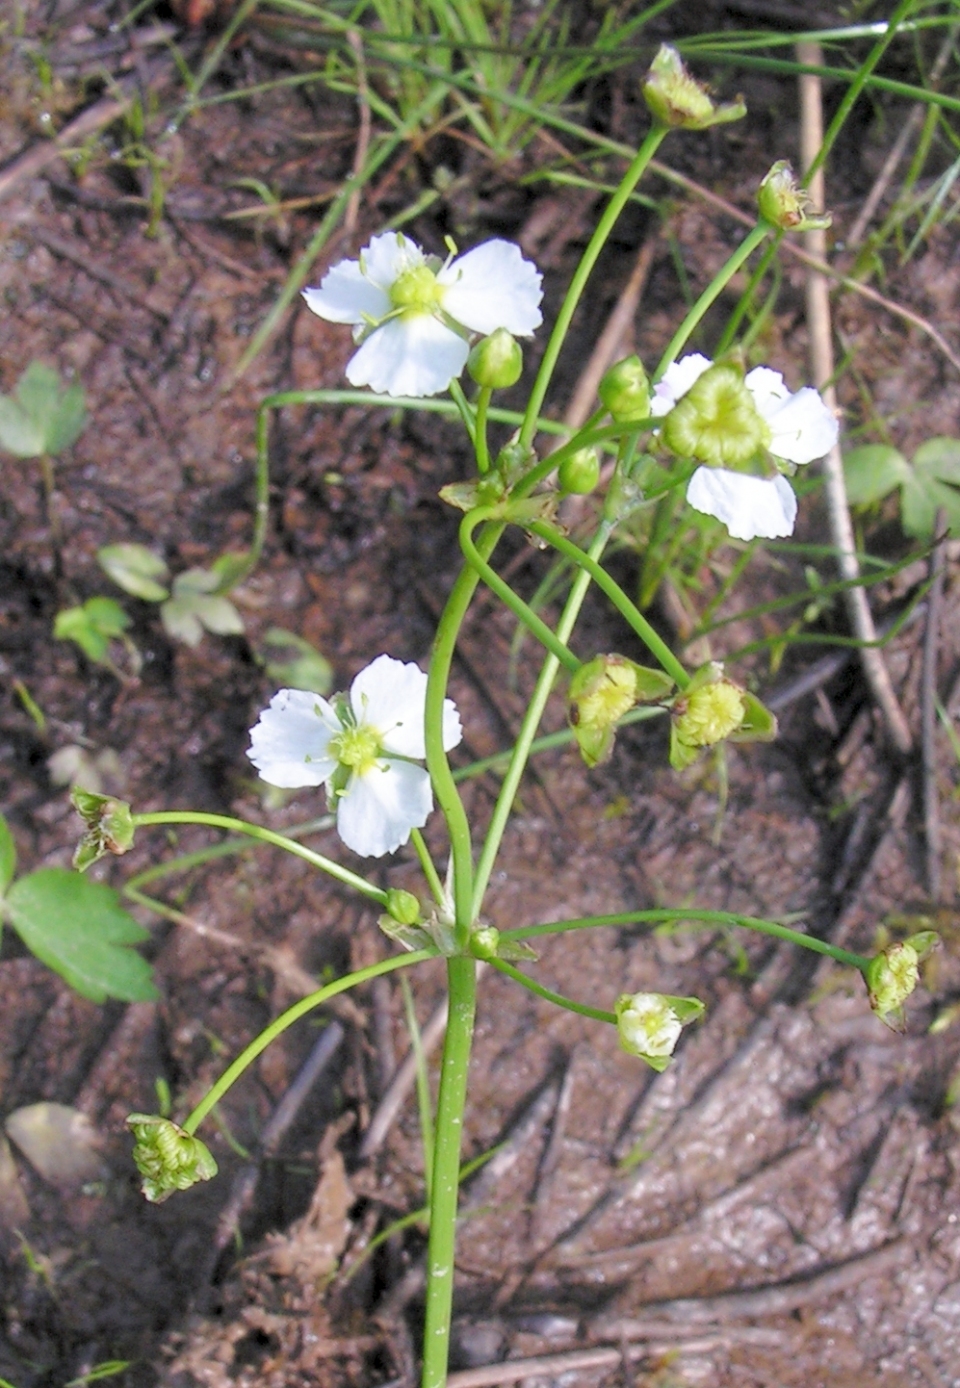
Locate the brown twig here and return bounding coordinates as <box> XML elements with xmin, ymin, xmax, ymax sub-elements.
<box><xmin>359</xmin><ymin>995</ymin><xmax>450</xmax><ymax>1160</ymax></box>
<box><xmin>798</xmin><ymin>40</ymin><xmax>913</xmax><ymax>756</ymax></box>
<box><xmin>344</xmin><ymin>29</ymin><xmax>372</xmax><ymax>237</ymax></box>
<box><xmin>922</xmin><ymin>510</ymin><xmax>948</xmax><ymax>901</ymax></box>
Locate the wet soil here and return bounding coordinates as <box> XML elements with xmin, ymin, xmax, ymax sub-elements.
<box><xmin>1</xmin><ymin>4</ymin><xmax>960</xmax><ymax>1386</ymax></box>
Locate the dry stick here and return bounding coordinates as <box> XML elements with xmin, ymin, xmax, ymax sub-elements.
<box><xmin>847</xmin><ymin>26</ymin><xmax>959</xmax><ymax>249</ymax></box>
<box><xmin>359</xmin><ymin>995</ymin><xmax>450</xmax><ymax>1160</ymax></box>
<box><xmin>646</xmin><ymin>158</ymin><xmax>960</xmax><ymax>379</ymax></box>
<box><xmin>344</xmin><ymin>28</ymin><xmax>372</xmax><ymax>237</ymax></box>
<box><xmin>922</xmin><ymin>510</ymin><xmax>948</xmax><ymax>901</ymax></box>
<box><xmin>798</xmin><ymin>41</ymin><xmax>913</xmax><ymax>756</ymax></box>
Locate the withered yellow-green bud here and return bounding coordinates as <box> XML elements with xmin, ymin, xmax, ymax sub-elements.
<box><xmin>126</xmin><ymin>1114</ymin><xmax>218</xmax><ymax>1204</ymax></box>
<box><xmin>599</xmin><ymin>356</ymin><xmax>650</xmax><ymax>423</ymax></box>
<box><xmin>865</xmin><ymin>931</ymin><xmax>938</xmax><ymax>1030</ymax></box>
<box><xmin>385</xmin><ymin>888</ymin><xmax>421</xmax><ymax>926</ymax></box>
<box><xmin>558</xmin><ymin>447</ymin><xmax>601</xmax><ymax>495</ymax></box>
<box><xmin>468</xmin><ymin>328</ymin><xmax>523</xmax><ymax>389</ymax></box>
<box><xmin>569</xmin><ymin>655</ymin><xmax>673</xmax><ymax>768</ymax></box>
<box><xmin>615</xmin><ymin>991</ymin><xmax>705</xmax><ymax>1071</ymax></box>
<box><xmin>72</xmin><ymin>788</ymin><xmax>135</xmax><ymax>872</ymax></box>
<box><xmin>642</xmin><ymin>45</ymin><xmax>746</xmax><ymax>131</ymax></box>
<box><xmin>757</xmin><ymin>161</ymin><xmax>832</xmax><ymax>233</ymax></box>
<box><xmin>673</xmin><ymin>679</ymin><xmax>745</xmax><ymax>750</ymax></box>
<box><xmin>661</xmin><ymin>363</ymin><xmax>770</xmax><ymax>468</ymax></box>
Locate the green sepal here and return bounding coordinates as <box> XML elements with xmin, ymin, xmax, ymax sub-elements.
<box><xmin>71</xmin><ymin>789</ymin><xmax>135</xmax><ymax>871</ymax></box>
<box><xmin>730</xmin><ymin>692</ymin><xmax>777</xmax><ymax>743</ymax></box>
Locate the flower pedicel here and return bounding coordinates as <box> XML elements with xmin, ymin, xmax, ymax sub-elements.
<box><xmin>248</xmin><ymin>654</ymin><xmax>462</xmax><ymax>857</ymax></box>
<box><xmin>303</xmin><ymin>233</ymin><xmax>543</xmax><ymax>399</ymax></box>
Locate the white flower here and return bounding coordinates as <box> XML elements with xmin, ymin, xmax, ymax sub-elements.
<box><xmin>686</xmin><ymin>468</ymin><xmax>798</xmax><ymax>541</ymax></box>
<box><xmin>652</xmin><ymin>354</ymin><xmax>838</xmax><ymax>540</ymax></box>
<box><xmin>303</xmin><ymin>233</ymin><xmax>543</xmax><ymax>398</ymax></box>
<box><xmin>247</xmin><ymin>655</ymin><xmax>462</xmax><ymax>857</ymax></box>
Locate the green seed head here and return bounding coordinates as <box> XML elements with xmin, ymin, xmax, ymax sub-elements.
<box><xmin>674</xmin><ymin>679</ymin><xmax>746</xmax><ymax>749</ymax></box>
<box><xmin>662</xmin><ymin>363</ymin><xmax>770</xmax><ymax>468</ymax></box>
<box><xmin>389</xmin><ymin>264</ymin><xmax>443</xmax><ymax>315</ymax></box>
<box><xmin>126</xmin><ymin>1114</ymin><xmax>218</xmax><ymax>1204</ymax></box>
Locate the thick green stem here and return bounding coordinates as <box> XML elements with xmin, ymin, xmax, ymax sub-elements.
<box><xmin>519</xmin><ymin>124</ymin><xmax>668</xmax><ymax>449</ymax></box>
<box><xmin>655</xmin><ymin>222</ymin><xmax>773</xmax><ymax>378</ymax></box>
<box><xmin>183</xmin><ymin>950</ymin><xmax>433</xmax><ymax>1134</ymax></box>
<box><xmin>133</xmin><ymin>811</ymin><xmax>387</xmax><ymax>905</ymax></box>
<box><xmin>421</xmin><ymin>955</ymin><xmax>477</xmax><ymax>1388</ymax></box>
<box><xmin>527</xmin><ymin>520</ymin><xmax>689</xmax><ymax>689</ymax></box>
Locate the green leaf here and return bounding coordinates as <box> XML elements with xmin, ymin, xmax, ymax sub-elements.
<box><xmin>4</xmin><ymin>868</ymin><xmax>157</xmax><ymax>1003</ymax></box>
<box><xmin>209</xmin><ymin>551</ymin><xmax>251</xmax><ymax>591</ymax></box>
<box><xmin>914</xmin><ymin>437</ymin><xmax>960</xmax><ymax>486</ymax></box>
<box><xmin>54</xmin><ymin>598</ymin><xmax>131</xmax><ymax>663</ymax></box>
<box><xmin>98</xmin><ymin>544</ymin><xmax>169</xmax><ymax>602</ymax></box>
<box><xmin>0</xmin><ymin>363</ymin><xmax>87</xmax><ymax>458</ymax></box>
<box><xmin>160</xmin><ymin>569</ymin><xmax>244</xmax><ymax>646</ymax></box>
<box><xmin>908</xmin><ymin>437</ymin><xmax>960</xmax><ymax>537</ymax></box>
<box><xmin>842</xmin><ymin>445</ymin><xmax>909</xmax><ymax>505</ymax></box>
<box><xmin>0</xmin><ymin>814</ymin><xmax>16</xmax><ymax>895</ymax></box>
<box><xmin>261</xmin><ymin>628</ymin><xmax>333</xmax><ymax>694</ymax></box>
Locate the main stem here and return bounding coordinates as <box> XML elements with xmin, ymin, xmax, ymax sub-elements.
<box><xmin>421</xmin><ymin>955</ymin><xmax>477</xmax><ymax>1388</ymax></box>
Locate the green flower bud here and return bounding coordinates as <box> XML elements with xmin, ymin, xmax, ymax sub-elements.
<box><xmin>468</xmin><ymin>328</ymin><xmax>523</xmax><ymax>389</ymax></box>
<box><xmin>558</xmin><ymin>447</ymin><xmax>601</xmax><ymax>495</ymax></box>
<box><xmin>385</xmin><ymin>888</ymin><xmax>421</xmax><ymax>926</ymax></box>
<box><xmin>599</xmin><ymin>356</ymin><xmax>650</xmax><ymax>423</ymax></box>
<box><xmin>72</xmin><ymin>788</ymin><xmax>135</xmax><ymax>872</ymax></box>
<box><xmin>126</xmin><ymin>1114</ymin><xmax>218</xmax><ymax>1204</ymax></box>
<box><xmin>865</xmin><ymin>931</ymin><xmax>938</xmax><ymax>1031</ymax></box>
<box><xmin>757</xmin><ymin>161</ymin><xmax>832</xmax><ymax>233</ymax></box>
<box><xmin>642</xmin><ymin>46</ymin><xmax>746</xmax><ymax>131</ymax></box>
<box><xmin>661</xmin><ymin>363</ymin><xmax>770</xmax><ymax>468</ymax></box>
<box><xmin>470</xmin><ymin>925</ymin><xmax>501</xmax><ymax>960</ymax></box>
<box><xmin>615</xmin><ymin>991</ymin><xmax>705</xmax><ymax>1071</ymax></box>
<box><xmin>569</xmin><ymin>654</ymin><xmax>674</xmax><ymax>767</ymax></box>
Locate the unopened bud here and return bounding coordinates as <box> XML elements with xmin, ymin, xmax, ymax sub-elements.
<box><xmin>643</xmin><ymin>46</ymin><xmax>746</xmax><ymax>131</ymax></box>
<box><xmin>661</xmin><ymin>363</ymin><xmax>769</xmax><ymax>468</ymax></box>
<box><xmin>757</xmin><ymin>161</ymin><xmax>831</xmax><ymax>232</ymax></box>
<box><xmin>599</xmin><ymin>356</ymin><xmax>650</xmax><ymax>423</ymax></box>
<box><xmin>385</xmin><ymin>888</ymin><xmax>421</xmax><ymax>926</ymax></box>
<box><xmin>468</xmin><ymin>328</ymin><xmax>523</xmax><ymax>389</ymax></box>
<box><xmin>470</xmin><ymin>925</ymin><xmax>501</xmax><ymax>960</ymax></box>
<box><xmin>569</xmin><ymin>654</ymin><xmax>674</xmax><ymax>767</ymax></box>
<box><xmin>558</xmin><ymin>447</ymin><xmax>601</xmax><ymax>495</ymax></box>
<box><xmin>615</xmin><ymin>991</ymin><xmax>704</xmax><ymax>1070</ymax></box>
<box><xmin>126</xmin><ymin>1114</ymin><xmax>217</xmax><ymax>1204</ymax></box>
<box><xmin>865</xmin><ymin>931</ymin><xmax>938</xmax><ymax>1030</ymax></box>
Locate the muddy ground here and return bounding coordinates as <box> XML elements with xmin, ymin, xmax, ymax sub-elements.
<box><xmin>2</xmin><ymin>2</ymin><xmax>960</xmax><ymax>1386</ymax></box>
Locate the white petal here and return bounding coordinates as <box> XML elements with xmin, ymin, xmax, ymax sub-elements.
<box><xmin>348</xmin><ymin>655</ymin><xmax>462</xmax><ymax>758</ymax></box>
<box><xmin>438</xmin><ymin>240</ymin><xmax>543</xmax><ymax>336</ymax></box>
<box><xmin>361</xmin><ymin>231</ymin><xmax>425</xmax><ymax>290</ymax></box>
<box><xmin>686</xmin><ymin>467</ymin><xmax>797</xmax><ymax>541</ymax></box>
<box><xmin>336</xmin><ymin>760</ymin><xmax>433</xmax><ymax>856</ymax></box>
<box><xmin>346</xmin><ymin>315</ymin><xmax>469</xmax><ymax>397</ymax></box>
<box><xmin>763</xmin><ymin>386</ymin><xmax>838</xmax><ymax>465</ymax></box>
<box><xmin>248</xmin><ymin>688</ymin><xmax>340</xmax><ymax>787</ymax></box>
<box><xmin>744</xmin><ymin>365</ymin><xmax>789</xmax><ymax>415</ymax></box>
<box><xmin>303</xmin><ymin>260</ymin><xmax>390</xmax><ymax>325</ymax></box>
<box><xmin>650</xmin><ymin>353</ymin><xmax>713</xmax><ymax>416</ymax></box>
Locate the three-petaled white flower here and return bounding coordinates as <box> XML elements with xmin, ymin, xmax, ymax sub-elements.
<box><xmin>303</xmin><ymin>233</ymin><xmax>543</xmax><ymax>398</ymax></box>
<box><xmin>248</xmin><ymin>655</ymin><xmax>462</xmax><ymax>858</ymax></box>
<box><xmin>652</xmin><ymin>353</ymin><xmax>838</xmax><ymax>541</ymax></box>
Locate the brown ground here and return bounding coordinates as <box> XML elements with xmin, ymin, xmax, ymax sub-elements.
<box><xmin>2</xmin><ymin>3</ymin><xmax>960</xmax><ymax>1387</ymax></box>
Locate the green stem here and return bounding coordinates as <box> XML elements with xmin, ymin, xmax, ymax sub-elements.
<box><xmin>411</xmin><ymin>827</ymin><xmax>446</xmax><ymax>907</ymax></box>
<box><xmin>713</xmin><ymin>239</ymin><xmax>780</xmax><ymax>356</ymax></box>
<box><xmin>421</xmin><ymin>955</ymin><xmax>477</xmax><ymax>1388</ymax></box>
<box><xmin>471</xmin><ymin>520</ymin><xmax>613</xmax><ymax>915</ymax></box>
<box><xmin>519</xmin><ymin>124</ymin><xmax>668</xmax><ymax>449</ymax></box>
<box><xmin>501</xmin><ymin>908</ymin><xmax>871</xmax><ymax>971</ymax></box>
<box><xmin>655</xmin><ymin>222</ymin><xmax>773</xmax><ymax>378</ymax></box>
<box><xmin>474</xmin><ymin>386</ymin><xmax>492</xmax><ymax>474</ymax></box>
<box><xmin>183</xmin><ymin>950</ymin><xmax>433</xmax><ymax>1134</ymax></box>
<box><xmin>527</xmin><ymin>520</ymin><xmax>689</xmax><ymax>689</ymax></box>
<box><xmin>488</xmin><ymin>958</ymin><xmax>616</xmax><ymax>1025</ymax></box>
<box><xmin>448</xmin><ymin>378</ymin><xmax>477</xmax><ymax>447</ymax></box>
<box><xmin>132</xmin><ymin>811</ymin><xmax>387</xmax><ymax>905</ymax></box>
<box><xmin>460</xmin><ymin>511</ymin><xmax>581</xmax><ymax>673</ymax></box>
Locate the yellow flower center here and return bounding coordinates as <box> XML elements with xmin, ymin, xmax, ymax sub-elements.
<box><xmin>389</xmin><ymin>264</ymin><xmax>443</xmax><ymax>316</ymax></box>
<box><xmin>331</xmin><ymin>724</ymin><xmax>383</xmax><ymax>776</ymax></box>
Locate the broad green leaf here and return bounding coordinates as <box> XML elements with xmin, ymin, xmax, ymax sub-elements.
<box><xmin>0</xmin><ymin>394</ymin><xmax>45</xmax><ymax>456</ymax></box>
<box><xmin>161</xmin><ymin>569</ymin><xmax>244</xmax><ymax>645</ymax></box>
<box><xmin>901</xmin><ymin>471</ymin><xmax>960</xmax><ymax>540</ymax></box>
<box><xmin>54</xmin><ymin>598</ymin><xmax>131</xmax><ymax>663</ymax></box>
<box><xmin>914</xmin><ymin>437</ymin><xmax>960</xmax><ymax>486</ymax></box>
<box><xmin>98</xmin><ymin>544</ymin><xmax>169</xmax><ymax>602</ymax></box>
<box><xmin>0</xmin><ymin>814</ymin><xmax>16</xmax><ymax>895</ymax></box>
<box><xmin>210</xmin><ymin>551</ymin><xmax>251</xmax><ymax>590</ymax></box>
<box><xmin>261</xmin><ymin>628</ymin><xmax>333</xmax><ymax>694</ymax></box>
<box><xmin>5</xmin><ymin>868</ymin><xmax>157</xmax><ymax>1003</ymax></box>
<box><xmin>0</xmin><ymin>363</ymin><xmax>88</xmax><ymax>457</ymax></box>
<box><xmin>842</xmin><ymin>445</ymin><xmax>909</xmax><ymax>505</ymax></box>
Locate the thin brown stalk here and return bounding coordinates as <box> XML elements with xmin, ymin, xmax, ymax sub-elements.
<box><xmin>922</xmin><ymin>510</ymin><xmax>948</xmax><ymax>901</ymax></box>
<box><xmin>345</xmin><ymin>29</ymin><xmax>372</xmax><ymax>236</ymax></box>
